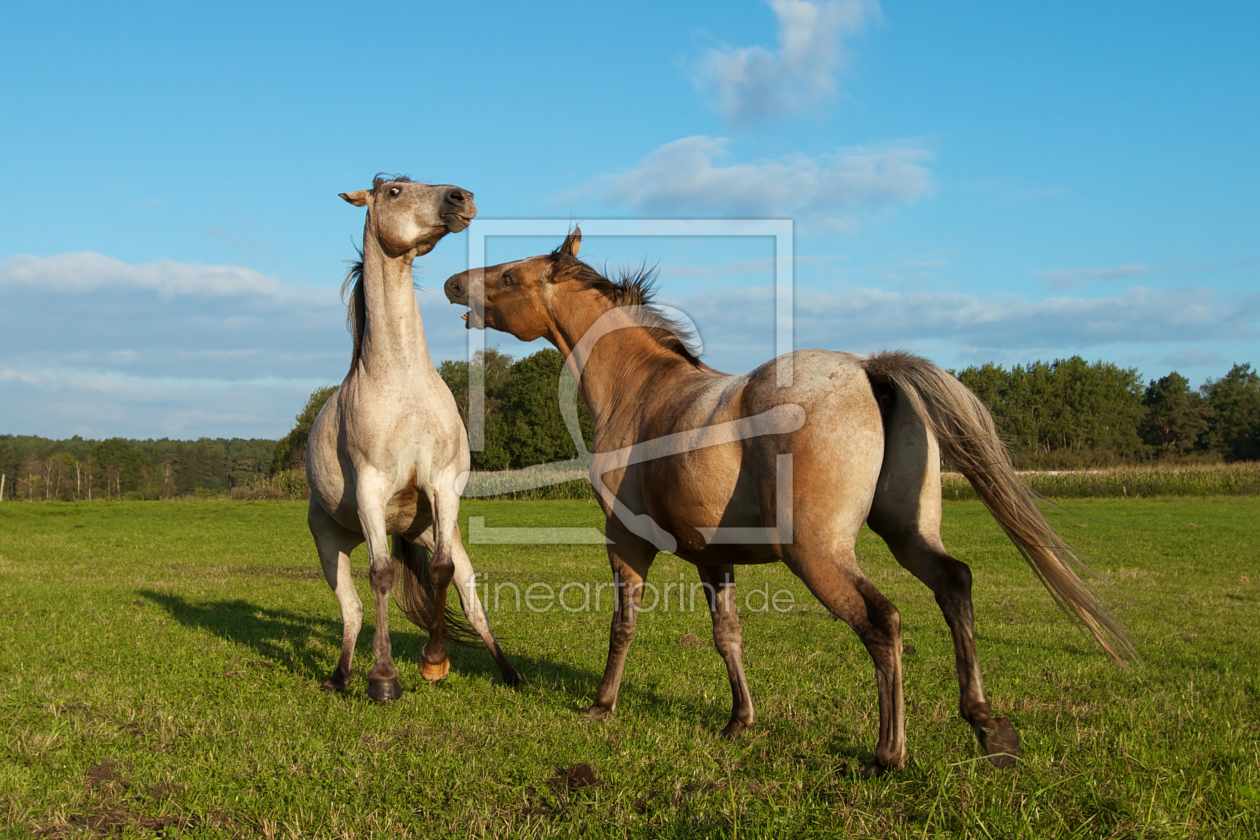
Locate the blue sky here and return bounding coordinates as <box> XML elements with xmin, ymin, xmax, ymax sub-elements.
<box><xmin>2</xmin><ymin>1</ymin><xmax>1257</xmax><ymax>440</ymax></box>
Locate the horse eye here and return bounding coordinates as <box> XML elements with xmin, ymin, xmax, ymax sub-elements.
<box><xmin>503</xmin><ymin>273</ymin><xmax>514</xmax><ymax>286</ymax></box>
<box><xmin>389</xmin><ymin>187</ymin><xmax>401</xmax><ymax>197</ymax></box>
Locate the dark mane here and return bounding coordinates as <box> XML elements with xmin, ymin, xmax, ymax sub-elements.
<box><xmin>341</xmin><ymin>254</ymin><xmax>366</xmax><ymax>374</ymax></box>
<box><xmin>549</xmin><ymin>250</ymin><xmax>702</xmax><ymax>365</ymax></box>
<box><xmin>372</xmin><ymin>173</ymin><xmax>413</xmax><ymax>190</ymax></box>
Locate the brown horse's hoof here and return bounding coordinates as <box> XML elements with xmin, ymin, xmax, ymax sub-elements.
<box><xmin>586</xmin><ymin>704</ymin><xmax>612</xmax><ymax>722</ymax></box>
<box><xmin>501</xmin><ymin>666</ymin><xmax>524</xmax><ymax>687</ymax></box>
<box><xmin>367</xmin><ymin>677</ymin><xmax>404</xmax><ymax>701</ymax></box>
<box><xmin>322</xmin><ymin>671</ymin><xmax>350</xmax><ymax>693</ymax></box>
<box><xmin>719</xmin><ymin>719</ymin><xmax>750</xmax><ymax>739</ymax></box>
<box><xmin>860</xmin><ymin>760</ymin><xmax>889</xmax><ymax>780</ymax></box>
<box><xmin>975</xmin><ymin>716</ymin><xmax>1021</xmax><ymax>768</ymax></box>
<box><xmin>421</xmin><ymin>658</ymin><xmax>450</xmax><ymax>682</ymax></box>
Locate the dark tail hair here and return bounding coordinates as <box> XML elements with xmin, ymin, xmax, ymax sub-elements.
<box><xmin>391</xmin><ymin>535</ymin><xmax>485</xmax><ymax>648</ymax></box>
<box><xmin>863</xmin><ymin>350</ymin><xmax>1134</xmax><ymax>662</ymax></box>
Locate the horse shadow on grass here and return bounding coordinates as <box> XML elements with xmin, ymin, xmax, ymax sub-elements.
<box><xmin>136</xmin><ymin>590</ymin><xmax>716</xmax><ymax>724</ymax></box>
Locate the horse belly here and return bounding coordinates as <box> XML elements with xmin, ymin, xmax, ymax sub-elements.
<box><xmin>644</xmin><ymin>455</ymin><xmax>779</xmax><ymax>564</ymax></box>
<box><xmin>384</xmin><ymin>485</ymin><xmax>432</xmax><ymax>536</ymax></box>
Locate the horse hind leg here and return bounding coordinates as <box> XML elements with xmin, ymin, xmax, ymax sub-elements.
<box><xmin>869</xmin><ymin>379</ymin><xmax>1019</xmax><ymax>767</ymax></box>
<box><xmin>447</xmin><ymin>526</ymin><xmax>522</xmax><ymax>685</ymax></box>
<box><xmin>308</xmin><ymin>500</ymin><xmax>364</xmax><ymax>693</ymax></box>
<box><xmin>785</xmin><ymin>548</ymin><xmax>906</xmax><ymax>777</ymax></box>
<box><xmin>874</xmin><ymin>529</ymin><xmax>1020</xmax><ymax>768</ymax></box>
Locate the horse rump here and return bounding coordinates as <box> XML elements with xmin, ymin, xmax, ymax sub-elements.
<box><xmin>862</xmin><ymin>350</ymin><xmax>1134</xmax><ymax>662</ymax></box>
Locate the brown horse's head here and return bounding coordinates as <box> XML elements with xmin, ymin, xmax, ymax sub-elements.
<box><xmin>444</xmin><ymin>228</ymin><xmax>701</xmax><ymax>364</ymax></box>
<box><xmin>443</xmin><ymin>227</ymin><xmax>584</xmax><ymax>342</ymax></box>
<box><xmin>340</xmin><ymin>175</ymin><xmax>476</xmax><ymax>257</ymax></box>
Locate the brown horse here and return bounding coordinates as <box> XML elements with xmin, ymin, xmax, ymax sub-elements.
<box><xmin>444</xmin><ymin>228</ymin><xmax>1130</xmax><ymax>777</ymax></box>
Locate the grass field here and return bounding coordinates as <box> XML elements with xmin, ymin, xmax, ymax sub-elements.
<box><xmin>1</xmin><ymin>497</ymin><xmax>1258</xmax><ymax>838</ymax></box>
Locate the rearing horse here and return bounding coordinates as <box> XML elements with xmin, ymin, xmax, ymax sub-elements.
<box><xmin>445</xmin><ymin>228</ymin><xmax>1130</xmax><ymax>777</ymax></box>
<box><xmin>306</xmin><ymin>175</ymin><xmax>518</xmax><ymax>701</ymax></box>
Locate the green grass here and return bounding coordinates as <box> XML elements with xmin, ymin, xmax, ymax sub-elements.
<box><xmin>1</xmin><ymin>498</ymin><xmax>1257</xmax><ymax>838</ymax></box>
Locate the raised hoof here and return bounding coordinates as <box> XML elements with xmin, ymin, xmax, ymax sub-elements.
<box><xmin>586</xmin><ymin>704</ymin><xmax>612</xmax><ymax>722</ymax></box>
<box><xmin>719</xmin><ymin>719</ymin><xmax>750</xmax><ymax>740</ymax></box>
<box><xmin>975</xmin><ymin>716</ymin><xmax>1021</xmax><ymax>768</ymax></box>
<box><xmin>501</xmin><ymin>666</ymin><xmax>524</xmax><ymax>687</ymax></box>
<box><xmin>420</xmin><ymin>658</ymin><xmax>450</xmax><ymax>682</ymax></box>
<box><xmin>321</xmin><ymin>672</ymin><xmax>350</xmax><ymax>693</ymax></box>
<box><xmin>860</xmin><ymin>760</ymin><xmax>889</xmax><ymax>780</ymax></box>
<box><xmin>367</xmin><ymin>677</ymin><xmax>404</xmax><ymax>702</ymax></box>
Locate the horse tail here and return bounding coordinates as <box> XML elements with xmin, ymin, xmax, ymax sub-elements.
<box><xmin>862</xmin><ymin>350</ymin><xmax>1134</xmax><ymax>662</ymax></box>
<box><xmin>391</xmin><ymin>535</ymin><xmax>485</xmax><ymax>648</ymax></box>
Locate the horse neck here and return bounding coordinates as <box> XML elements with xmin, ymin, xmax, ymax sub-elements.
<box><xmin>548</xmin><ymin>295</ymin><xmax>694</xmax><ymax>432</ymax></box>
<box><xmin>356</xmin><ymin>216</ymin><xmax>430</xmax><ymax>375</ymax></box>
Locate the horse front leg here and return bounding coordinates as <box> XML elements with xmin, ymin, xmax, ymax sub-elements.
<box><xmin>696</xmin><ymin>564</ymin><xmax>755</xmax><ymax>738</ymax></box>
<box><xmin>419</xmin><ymin>484</ymin><xmax>474</xmax><ymax>682</ymax></box>
<box><xmin>355</xmin><ymin>480</ymin><xmax>403</xmax><ymax>701</ymax></box>
<box><xmin>588</xmin><ymin>534</ymin><xmax>655</xmax><ymax>721</ymax></box>
<box><xmin>308</xmin><ymin>500</ymin><xmax>364</xmax><ymax>692</ymax></box>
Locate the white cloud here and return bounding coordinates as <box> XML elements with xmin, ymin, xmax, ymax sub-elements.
<box><xmin>0</xmin><ymin>251</ymin><xmax>484</xmax><ymax>438</ymax></box>
<box><xmin>660</xmin><ymin>283</ymin><xmax>1260</xmax><ymax>375</ymax></box>
<box><xmin>1032</xmin><ymin>263</ymin><xmax>1150</xmax><ymax>290</ymax></box>
<box><xmin>585</xmin><ymin>135</ymin><xmax>932</xmax><ymax>228</ymax></box>
<box><xmin>693</xmin><ymin>0</ymin><xmax>881</xmax><ymax>124</ymax></box>
<box><xmin>0</xmin><ymin>251</ymin><xmax>324</xmax><ymax>303</ymax></box>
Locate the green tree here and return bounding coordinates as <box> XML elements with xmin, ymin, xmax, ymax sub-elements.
<box><xmin>438</xmin><ymin>347</ymin><xmax>516</xmax><ymax>471</ymax></box>
<box><xmin>94</xmin><ymin>438</ymin><xmax>152</xmax><ymax>496</ymax></box>
<box><xmin>1140</xmin><ymin>372</ymin><xmax>1208</xmax><ymax>455</ymax></box>
<box><xmin>500</xmin><ymin>349</ymin><xmax>595</xmax><ymax>467</ymax></box>
<box><xmin>1201</xmin><ymin>363</ymin><xmax>1260</xmax><ymax>461</ymax></box>
<box><xmin>271</xmin><ymin>386</ymin><xmax>337</xmax><ymax>474</ymax></box>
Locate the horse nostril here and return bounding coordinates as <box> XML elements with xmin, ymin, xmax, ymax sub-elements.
<box><xmin>448</xmin><ymin>189</ymin><xmax>468</xmax><ymax>203</ymax></box>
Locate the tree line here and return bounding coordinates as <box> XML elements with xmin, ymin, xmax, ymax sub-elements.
<box><xmin>270</xmin><ymin>350</ymin><xmax>1257</xmax><ymax>475</ymax></box>
<box><xmin>5</xmin><ymin>352</ymin><xmax>1257</xmax><ymax>501</ymax></box>
<box><xmin>0</xmin><ymin>435</ymin><xmax>277</xmax><ymax>501</ymax></box>
<box><xmin>956</xmin><ymin>358</ymin><xmax>1259</xmax><ymax>466</ymax></box>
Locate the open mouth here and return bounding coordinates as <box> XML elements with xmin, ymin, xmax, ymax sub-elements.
<box><xmin>459</xmin><ymin>308</ymin><xmax>484</xmax><ymax>330</ymax></box>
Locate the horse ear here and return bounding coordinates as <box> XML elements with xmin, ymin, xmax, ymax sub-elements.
<box><xmin>339</xmin><ymin>190</ymin><xmax>369</xmax><ymax>207</ymax></box>
<box><xmin>560</xmin><ymin>226</ymin><xmax>582</xmax><ymax>258</ymax></box>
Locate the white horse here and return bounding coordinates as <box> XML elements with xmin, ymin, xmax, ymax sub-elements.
<box><xmin>306</xmin><ymin>175</ymin><xmax>519</xmax><ymax>700</ymax></box>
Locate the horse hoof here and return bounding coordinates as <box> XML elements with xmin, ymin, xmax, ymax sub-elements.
<box><xmin>501</xmin><ymin>666</ymin><xmax>524</xmax><ymax>687</ymax></box>
<box><xmin>860</xmin><ymin>760</ymin><xmax>888</xmax><ymax>780</ymax></box>
<box><xmin>322</xmin><ymin>672</ymin><xmax>350</xmax><ymax>693</ymax></box>
<box><xmin>421</xmin><ymin>658</ymin><xmax>450</xmax><ymax>682</ymax></box>
<box><xmin>719</xmin><ymin>720</ymin><xmax>749</xmax><ymax>739</ymax></box>
<box><xmin>976</xmin><ymin>716</ymin><xmax>1021</xmax><ymax>768</ymax></box>
<box><xmin>586</xmin><ymin>704</ymin><xmax>612</xmax><ymax>722</ymax></box>
<box><xmin>367</xmin><ymin>677</ymin><xmax>403</xmax><ymax>701</ymax></box>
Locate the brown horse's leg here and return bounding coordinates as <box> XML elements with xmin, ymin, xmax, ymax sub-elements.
<box><xmin>309</xmin><ymin>500</ymin><xmax>365</xmax><ymax>692</ymax></box>
<box><xmin>587</xmin><ymin>538</ymin><xmax>655</xmax><ymax>721</ymax></box>
<box><xmin>786</xmin><ymin>552</ymin><xmax>906</xmax><ymax>777</ymax></box>
<box><xmin>874</xmin><ymin>531</ymin><xmax>1020</xmax><ymax>768</ymax></box>
<box><xmin>696</xmin><ymin>564</ymin><xmax>755</xmax><ymax>738</ymax></box>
